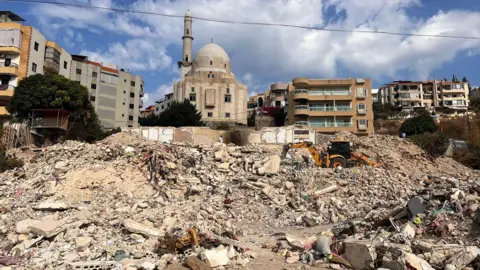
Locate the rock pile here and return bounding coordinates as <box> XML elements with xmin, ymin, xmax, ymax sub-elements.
<box><xmin>0</xmin><ymin>131</ymin><xmax>477</xmax><ymax>269</ymax></box>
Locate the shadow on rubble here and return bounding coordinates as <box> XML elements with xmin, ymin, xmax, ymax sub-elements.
<box><xmin>468</xmin><ymin>209</ymin><xmax>480</xmax><ymax>238</ymax></box>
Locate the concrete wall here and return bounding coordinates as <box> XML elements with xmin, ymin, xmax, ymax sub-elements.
<box><xmin>123</xmin><ymin>125</ymin><xmax>316</xmax><ymax>145</ymax></box>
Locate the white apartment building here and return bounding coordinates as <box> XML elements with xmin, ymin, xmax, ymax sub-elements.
<box><xmin>379</xmin><ymin>80</ymin><xmax>469</xmax><ymax>111</ymax></box>
<box><xmin>154</xmin><ymin>92</ymin><xmax>173</xmax><ymax>115</ymax></box>
<box><xmin>70</xmin><ymin>55</ymin><xmax>144</xmax><ymax>128</ymax></box>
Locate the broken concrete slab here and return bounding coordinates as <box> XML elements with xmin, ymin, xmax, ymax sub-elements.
<box><xmin>202</xmin><ymin>248</ymin><xmax>230</xmax><ymax>268</ymax></box>
<box><xmin>16</xmin><ymin>219</ymin><xmax>40</xmax><ymax>234</ymax></box>
<box><xmin>258</xmin><ymin>155</ymin><xmax>281</xmax><ymax>175</ymax></box>
<box><xmin>344</xmin><ymin>240</ymin><xmax>377</xmax><ymax>270</ymax></box>
<box><xmin>122</xmin><ymin>219</ymin><xmax>162</xmax><ymax>237</ymax></box>
<box><xmin>444</xmin><ymin>246</ymin><xmax>479</xmax><ymax>270</ymax></box>
<box><xmin>32</xmin><ymin>201</ymin><xmax>72</xmax><ymax>211</ymax></box>
<box><xmin>404</xmin><ymin>253</ymin><xmax>434</xmax><ymax>270</ymax></box>
<box><xmin>28</xmin><ymin>219</ymin><xmax>66</xmax><ymax>238</ymax></box>
<box><xmin>75</xmin><ymin>237</ymin><xmax>93</xmax><ymax>251</ymax></box>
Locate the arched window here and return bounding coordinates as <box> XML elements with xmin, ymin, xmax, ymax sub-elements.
<box><xmin>185</xmin><ymin>55</ymin><xmax>188</xmax><ymax>62</ymax></box>
<box><xmin>210</xmin><ymin>61</ymin><xmax>213</xmax><ymax>65</ymax></box>
<box><xmin>224</xmin><ymin>64</ymin><xmax>227</xmax><ymax>68</ymax></box>
<box><xmin>186</xmin><ymin>29</ymin><xmax>189</xmax><ymax>35</ymax></box>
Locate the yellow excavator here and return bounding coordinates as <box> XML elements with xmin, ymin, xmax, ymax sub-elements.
<box><xmin>281</xmin><ymin>139</ymin><xmax>381</xmax><ymax>168</ymax></box>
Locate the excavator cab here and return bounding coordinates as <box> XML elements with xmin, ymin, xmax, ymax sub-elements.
<box><xmin>328</xmin><ymin>140</ymin><xmax>352</xmax><ymax>160</ymax></box>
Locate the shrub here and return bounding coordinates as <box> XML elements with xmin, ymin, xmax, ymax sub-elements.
<box><xmin>410</xmin><ymin>132</ymin><xmax>449</xmax><ymax>158</ymax></box>
<box><xmin>400</xmin><ymin>112</ymin><xmax>437</xmax><ymax>136</ymax></box>
<box><xmin>439</xmin><ymin>117</ymin><xmax>467</xmax><ymax>140</ymax></box>
<box><xmin>214</xmin><ymin>123</ymin><xmax>231</xmax><ymax>130</ymax></box>
<box><xmin>453</xmin><ymin>148</ymin><xmax>480</xmax><ymax>169</ymax></box>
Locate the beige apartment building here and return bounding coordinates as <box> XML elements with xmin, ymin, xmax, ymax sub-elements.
<box><xmin>70</xmin><ymin>55</ymin><xmax>144</xmax><ymax>128</ymax></box>
<box><xmin>379</xmin><ymin>80</ymin><xmax>469</xmax><ymax>111</ymax></box>
<box><xmin>0</xmin><ymin>11</ymin><xmax>72</xmax><ymax>114</ymax></box>
<box><xmin>174</xmin><ymin>10</ymin><xmax>248</xmax><ymax>125</ymax></box>
<box><xmin>287</xmin><ymin>78</ymin><xmax>374</xmax><ymax>135</ymax></box>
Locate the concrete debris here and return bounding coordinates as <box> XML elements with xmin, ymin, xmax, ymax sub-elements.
<box><xmin>122</xmin><ymin>219</ymin><xmax>163</xmax><ymax>237</ymax></box>
<box><xmin>0</xmin><ymin>131</ymin><xmax>478</xmax><ymax>269</ymax></box>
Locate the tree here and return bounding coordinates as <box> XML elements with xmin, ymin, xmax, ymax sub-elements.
<box><xmin>139</xmin><ymin>100</ymin><xmax>202</xmax><ymax>127</ymax></box>
<box><xmin>471</xmin><ymin>97</ymin><xmax>480</xmax><ymax>113</ymax></box>
<box><xmin>452</xmin><ymin>74</ymin><xmax>459</xmax><ymax>82</ymax></box>
<box><xmin>399</xmin><ymin>111</ymin><xmax>437</xmax><ymax>136</ymax></box>
<box><xmin>7</xmin><ymin>73</ymin><xmax>105</xmax><ymax>142</ymax></box>
<box><xmin>373</xmin><ymin>103</ymin><xmax>403</xmax><ymax>120</ymax></box>
<box><xmin>462</xmin><ymin>76</ymin><xmax>468</xmax><ymax>83</ymax></box>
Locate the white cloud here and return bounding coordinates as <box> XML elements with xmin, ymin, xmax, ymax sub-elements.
<box><xmin>80</xmin><ymin>39</ymin><xmax>173</xmax><ymax>71</ymax></box>
<box><xmin>34</xmin><ymin>0</ymin><xmax>480</xmax><ymax>90</ymax></box>
<box><xmin>142</xmin><ymin>78</ymin><xmax>177</xmax><ymax>107</ymax></box>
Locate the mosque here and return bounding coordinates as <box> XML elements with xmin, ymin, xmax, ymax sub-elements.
<box><xmin>173</xmin><ymin>10</ymin><xmax>248</xmax><ymax>125</ymax></box>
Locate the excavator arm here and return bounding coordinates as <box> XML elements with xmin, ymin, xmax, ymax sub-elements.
<box><xmin>351</xmin><ymin>152</ymin><xmax>382</xmax><ymax>167</ymax></box>
<box><xmin>281</xmin><ymin>142</ymin><xmax>323</xmax><ymax>167</ymax></box>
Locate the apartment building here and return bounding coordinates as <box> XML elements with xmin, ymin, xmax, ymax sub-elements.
<box><xmin>0</xmin><ymin>11</ymin><xmax>72</xmax><ymax>114</ymax></box>
<box><xmin>267</xmin><ymin>83</ymin><xmax>288</xmax><ymax>108</ymax></box>
<box><xmin>379</xmin><ymin>80</ymin><xmax>469</xmax><ymax>111</ymax></box>
<box><xmin>154</xmin><ymin>92</ymin><xmax>173</xmax><ymax>115</ymax></box>
<box><xmin>70</xmin><ymin>55</ymin><xmax>144</xmax><ymax>128</ymax></box>
<box><xmin>287</xmin><ymin>77</ymin><xmax>374</xmax><ymax>135</ymax></box>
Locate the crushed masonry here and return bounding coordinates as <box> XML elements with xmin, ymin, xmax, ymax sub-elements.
<box><xmin>0</xmin><ymin>131</ymin><xmax>478</xmax><ymax>269</ymax></box>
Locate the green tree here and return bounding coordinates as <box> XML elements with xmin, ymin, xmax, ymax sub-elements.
<box><xmin>452</xmin><ymin>74</ymin><xmax>459</xmax><ymax>82</ymax></box>
<box><xmin>373</xmin><ymin>103</ymin><xmax>403</xmax><ymax>120</ymax></box>
<box><xmin>139</xmin><ymin>100</ymin><xmax>202</xmax><ymax>127</ymax></box>
<box><xmin>462</xmin><ymin>76</ymin><xmax>468</xmax><ymax>83</ymax></box>
<box><xmin>471</xmin><ymin>97</ymin><xmax>480</xmax><ymax>113</ymax></box>
<box><xmin>399</xmin><ymin>111</ymin><xmax>437</xmax><ymax>136</ymax></box>
<box><xmin>7</xmin><ymin>73</ymin><xmax>105</xmax><ymax>142</ymax></box>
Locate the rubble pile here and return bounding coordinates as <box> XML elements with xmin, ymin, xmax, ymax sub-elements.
<box><xmin>0</xmin><ymin>131</ymin><xmax>477</xmax><ymax>269</ymax></box>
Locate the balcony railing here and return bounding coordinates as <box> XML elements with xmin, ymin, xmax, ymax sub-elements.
<box><xmin>310</xmin><ymin>90</ymin><xmax>351</xmax><ymax>96</ymax></box>
<box><xmin>293</xmin><ymin>89</ymin><xmax>308</xmax><ymax>94</ymax></box>
<box><xmin>305</xmin><ymin>121</ymin><xmax>353</xmax><ymax>127</ymax></box>
<box><xmin>0</xmin><ymin>85</ymin><xmax>15</xmax><ymax>91</ymax></box>
<box><xmin>294</xmin><ymin>121</ymin><xmax>309</xmax><ymax>126</ymax></box>
<box><xmin>294</xmin><ymin>105</ymin><xmax>309</xmax><ymax>110</ymax></box>
<box><xmin>309</xmin><ymin>106</ymin><xmax>352</xmax><ymax>111</ymax></box>
<box><xmin>0</xmin><ymin>62</ymin><xmax>19</xmax><ymax>68</ymax></box>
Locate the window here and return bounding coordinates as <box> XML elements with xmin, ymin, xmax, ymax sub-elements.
<box><xmin>34</xmin><ymin>42</ymin><xmax>39</xmax><ymax>51</ymax></box>
<box><xmin>32</xmin><ymin>63</ymin><xmax>37</xmax><ymax>73</ymax></box>
<box><xmin>226</xmin><ymin>88</ymin><xmax>230</xmax><ymax>94</ymax></box>
<box><xmin>91</xmin><ymin>83</ymin><xmax>97</xmax><ymax>89</ymax></box>
<box><xmin>129</xmin><ymin>104</ymin><xmax>134</xmax><ymax>109</ymax></box>
<box><xmin>224</xmin><ymin>64</ymin><xmax>227</xmax><ymax>68</ymax></box>
<box><xmin>128</xmin><ymin>125</ymin><xmax>133</xmax><ymax>128</ymax></box>
<box><xmin>130</xmin><ymin>92</ymin><xmax>135</xmax><ymax>98</ymax></box>
<box><xmin>207</xmin><ymin>74</ymin><xmax>210</xmax><ymax>78</ymax></box>
<box><xmin>4</xmin><ymin>58</ymin><xmax>11</xmax><ymax>66</ymax></box>
<box><xmin>185</xmin><ymin>56</ymin><xmax>188</xmax><ymax>62</ymax></box>
<box><xmin>64</xmin><ymin>61</ymin><xmax>67</xmax><ymax>69</ymax></box>
<box><xmin>358</xmin><ymin>103</ymin><xmax>366</xmax><ymax>110</ymax></box>
<box><xmin>358</xmin><ymin>119</ymin><xmax>367</xmax><ymax>126</ymax></box>
<box><xmin>225</xmin><ymin>113</ymin><xmax>231</xmax><ymax>118</ymax></box>
<box><xmin>186</xmin><ymin>29</ymin><xmax>189</xmax><ymax>35</ymax></box>
<box><xmin>275</xmin><ymin>101</ymin><xmax>281</xmax><ymax>107</ymax></box>
<box><xmin>124</xmin><ymin>79</ymin><xmax>127</xmax><ymax>82</ymax></box>
<box><xmin>122</xmin><ymin>114</ymin><xmax>124</xmax><ymax>117</ymax></box>
<box><xmin>161</xmin><ymin>105</ymin><xmax>164</xmax><ymax>110</ymax></box>
<box><xmin>190</xmin><ymin>93</ymin><xmax>196</xmax><ymax>102</ymax></box>
<box><xmin>123</xmin><ymin>91</ymin><xmax>126</xmax><ymax>94</ymax></box>
<box><xmin>210</xmin><ymin>61</ymin><xmax>212</xmax><ymax>65</ymax></box>
<box><xmin>123</xmin><ymin>102</ymin><xmax>125</xmax><ymax>105</ymax></box>
<box><xmin>129</xmin><ymin>115</ymin><xmax>134</xmax><ymax>121</ymax></box>
<box><xmin>131</xmin><ymin>81</ymin><xmax>135</xmax><ymax>87</ymax></box>
<box><xmin>76</xmin><ymin>68</ymin><xmax>81</xmax><ymax>75</ymax></box>
<box><xmin>191</xmin><ymin>87</ymin><xmax>195</xmax><ymax>92</ymax></box>
<box><xmin>208</xmin><ymin>112</ymin><xmax>213</xmax><ymax>117</ymax></box>
<box><xmin>90</xmin><ymin>96</ymin><xmax>96</xmax><ymax>102</ymax></box>
<box><xmin>224</xmin><ymin>95</ymin><xmax>232</xmax><ymax>103</ymax></box>
<box><xmin>92</xmin><ymin>71</ymin><xmax>97</xmax><ymax>78</ymax></box>
<box><xmin>212</xmin><ymin>74</ymin><xmax>215</xmax><ymax>78</ymax></box>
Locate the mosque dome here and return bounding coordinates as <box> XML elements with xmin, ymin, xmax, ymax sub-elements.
<box><xmin>193</xmin><ymin>42</ymin><xmax>231</xmax><ymax>73</ymax></box>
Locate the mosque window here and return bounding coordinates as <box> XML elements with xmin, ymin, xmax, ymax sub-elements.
<box><xmin>189</xmin><ymin>93</ymin><xmax>196</xmax><ymax>102</ymax></box>
<box><xmin>225</xmin><ymin>113</ymin><xmax>231</xmax><ymax>118</ymax></box>
<box><xmin>210</xmin><ymin>61</ymin><xmax>213</xmax><ymax>65</ymax></box>
<box><xmin>186</xmin><ymin>29</ymin><xmax>189</xmax><ymax>35</ymax></box>
<box><xmin>191</xmin><ymin>87</ymin><xmax>195</xmax><ymax>92</ymax></box>
<box><xmin>226</xmin><ymin>88</ymin><xmax>230</xmax><ymax>94</ymax></box>
<box><xmin>212</xmin><ymin>74</ymin><xmax>215</xmax><ymax>78</ymax></box>
<box><xmin>224</xmin><ymin>64</ymin><xmax>227</xmax><ymax>68</ymax></box>
<box><xmin>225</xmin><ymin>95</ymin><xmax>231</xmax><ymax>103</ymax></box>
<box><xmin>186</xmin><ymin>55</ymin><xmax>188</xmax><ymax>62</ymax></box>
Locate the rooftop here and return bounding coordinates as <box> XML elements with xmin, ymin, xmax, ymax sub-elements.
<box><xmin>0</xmin><ymin>11</ymin><xmax>25</xmax><ymax>22</ymax></box>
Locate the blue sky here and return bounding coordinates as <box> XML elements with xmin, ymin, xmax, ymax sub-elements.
<box><xmin>4</xmin><ymin>0</ymin><xmax>480</xmax><ymax>106</ymax></box>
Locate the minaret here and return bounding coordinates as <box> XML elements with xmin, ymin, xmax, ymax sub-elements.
<box><xmin>178</xmin><ymin>9</ymin><xmax>193</xmax><ymax>77</ymax></box>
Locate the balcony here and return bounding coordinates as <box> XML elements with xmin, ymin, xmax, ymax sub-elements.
<box><xmin>293</xmin><ymin>89</ymin><xmax>309</xmax><ymax>101</ymax></box>
<box><xmin>294</xmin><ymin>105</ymin><xmax>309</xmax><ymax>116</ymax></box>
<box><xmin>308</xmin><ymin>121</ymin><xmax>355</xmax><ymax>132</ymax></box>
<box><xmin>44</xmin><ymin>59</ymin><xmax>60</xmax><ymax>74</ymax></box>
<box><xmin>294</xmin><ymin>121</ymin><xmax>309</xmax><ymax>126</ymax></box>
<box><xmin>357</xmin><ymin>108</ymin><xmax>367</xmax><ymax>115</ymax></box>
<box><xmin>0</xmin><ymin>46</ymin><xmax>21</xmax><ymax>54</ymax></box>
<box><xmin>292</xmin><ymin>78</ymin><xmax>310</xmax><ymax>87</ymax></box>
<box><xmin>0</xmin><ymin>62</ymin><xmax>18</xmax><ymax>76</ymax></box>
<box><xmin>309</xmin><ymin>106</ymin><xmax>353</xmax><ymax>116</ymax></box>
<box><xmin>357</xmin><ymin>121</ymin><xmax>368</xmax><ymax>131</ymax></box>
<box><xmin>309</xmin><ymin>89</ymin><xmax>352</xmax><ymax>101</ymax></box>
